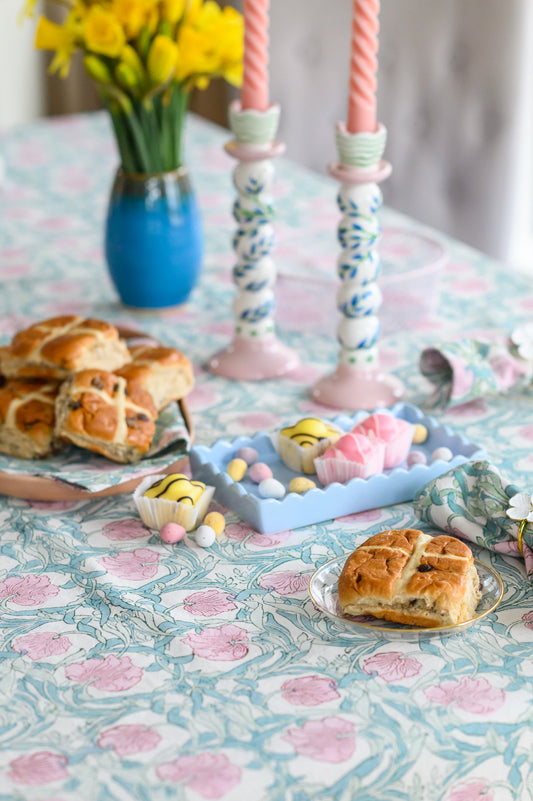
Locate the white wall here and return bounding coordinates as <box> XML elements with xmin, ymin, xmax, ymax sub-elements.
<box><xmin>0</xmin><ymin>0</ymin><xmax>44</xmax><ymax>130</ymax></box>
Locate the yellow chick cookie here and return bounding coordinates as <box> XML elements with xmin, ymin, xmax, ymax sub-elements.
<box><xmin>277</xmin><ymin>417</ymin><xmax>342</xmax><ymax>474</ymax></box>
<box><xmin>144</xmin><ymin>473</ymin><xmax>205</xmax><ymax>505</ymax></box>
<box><xmin>280</xmin><ymin>418</ymin><xmax>340</xmax><ymax>448</ymax></box>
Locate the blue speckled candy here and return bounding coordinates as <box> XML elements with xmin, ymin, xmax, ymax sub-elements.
<box><xmin>195</xmin><ymin>525</ymin><xmax>216</xmax><ymax>547</ymax></box>
<box><xmin>431</xmin><ymin>446</ymin><xmax>453</xmax><ymax>462</ymax></box>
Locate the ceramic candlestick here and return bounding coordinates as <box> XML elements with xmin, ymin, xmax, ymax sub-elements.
<box><xmin>311</xmin><ymin>122</ymin><xmax>404</xmax><ymax>409</ymax></box>
<box><xmin>208</xmin><ymin>102</ymin><xmax>299</xmax><ymax>380</ymax></box>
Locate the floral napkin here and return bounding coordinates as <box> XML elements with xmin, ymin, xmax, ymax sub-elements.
<box><xmin>413</xmin><ymin>459</ymin><xmax>533</xmax><ymax>578</ymax></box>
<box><xmin>0</xmin><ymin>403</ymin><xmax>190</xmax><ymax>493</ymax></box>
<box><xmin>419</xmin><ymin>337</ymin><xmax>531</xmax><ymax>408</ymax></box>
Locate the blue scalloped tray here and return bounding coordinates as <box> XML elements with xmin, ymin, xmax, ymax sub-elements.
<box><xmin>189</xmin><ymin>402</ymin><xmax>485</xmax><ymax>533</ymax></box>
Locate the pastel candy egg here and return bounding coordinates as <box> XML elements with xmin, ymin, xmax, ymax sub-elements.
<box><xmin>227</xmin><ymin>458</ymin><xmax>247</xmax><ymax>481</ymax></box>
<box><xmin>195</xmin><ymin>525</ymin><xmax>216</xmax><ymax>547</ymax></box>
<box><xmin>289</xmin><ymin>476</ymin><xmax>316</xmax><ymax>494</ymax></box>
<box><xmin>258</xmin><ymin>478</ymin><xmax>286</xmax><ymax>499</ymax></box>
<box><xmin>413</xmin><ymin>424</ymin><xmax>428</xmax><ymax>444</ymax></box>
<box><xmin>249</xmin><ymin>462</ymin><xmax>273</xmax><ymax>483</ymax></box>
<box><xmin>407</xmin><ymin>450</ymin><xmax>427</xmax><ymax>467</ymax></box>
<box><xmin>204</xmin><ymin>511</ymin><xmax>225</xmax><ymax>537</ymax></box>
<box><xmin>160</xmin><ymin>522</ymin><xmax>186</xmax><ymax>544</ymax></box>
<box><xmin>431</xmin><ymin>446</ymin><xmax>453</xmax><ymax>462</ymax></box>
<box><xmin>236</xmin><ymin>446</ymin><xmax>258</xmax><ymax>465</ymax></box>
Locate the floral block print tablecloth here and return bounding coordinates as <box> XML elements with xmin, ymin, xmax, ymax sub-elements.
<box><xmin>1</xmin><ymin>112</ymin><xmax>533</xmax><ymax>801</ymax></box>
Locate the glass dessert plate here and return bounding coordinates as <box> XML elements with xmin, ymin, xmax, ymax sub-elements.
<box><xmin>308</xmin><ymin>554</ymin><xmax>504</xmax><ymax>640</ymax></box>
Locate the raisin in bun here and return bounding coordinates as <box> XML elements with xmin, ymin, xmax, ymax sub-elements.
<box><xmin>54</xmin><ymin>369</ymin><xmax>156</xmax><ymax>463</ymax></box>
<box><xmin>338</xmin><ymin>529</ymin><xmax>481</xmax><ymax>627</ymax></box>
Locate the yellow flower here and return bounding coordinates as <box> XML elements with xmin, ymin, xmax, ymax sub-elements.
<box><xmin>160</xmin><ymin>0</ymin><xmax>186</xmax><ymax>25</ymax></box>
<box><xmin>215</xmin><ymin>6</ymin><xmax>243</xmax><ymax>87</ymax></box>
<box><xmin>34</xmin><ymin>16</ymin><xmax>78</xmax><ymax>77</ymax></box>
<box><xmin>111</xmin><ymin>0</ymin><xmax>153</xmax><ymax>39</ymax></box>
<box><xmin>84</xmin><ymin>6</ymin><xmax>126</xmax><ymax>58</ymax></box>
<box><xmin>147</xmin><ymin>33</ymin><xmax>179</xmax><ymax>84</ymax></box>
<box><xmin>84</xmin><ymin>54</ymin><xmax>113</xmax><ymax>84</ymax></box>
<box><xmin>120</xmin><ymin>43</ymin><xmax>145</xmax><ymax>83</ymax></box>
<box><xmin>175</xmin><ymin>23</ymin><xmax>217</xmax><ymax>83</ymax></box>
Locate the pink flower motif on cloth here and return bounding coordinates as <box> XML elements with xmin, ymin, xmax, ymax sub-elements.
<box><xmin>100</xmin><ymin>549</ymin><xmax>160</xmax><ymax>580</ymax></box>
<box><xmin>157</xmin><ymin>752</ymin><xmax>242</xmax><ymax>799</ymax></box>
<box><xmin>28</xmin><ymin>500</ymin><xmax>79</xmax><ymax>512</ymax></box>
<box><xmin>448</xmin><ymin>399</ymin><xmax>487</xmax><ymax>417</ymax></box>
<box><xmin>8</xmin><ymin>751</ymin><xmax>69</xmax><ymax>785</ymax></box>
<box><xmin>102</xmin><ymin>518</ymin><xmax>151</xmax><ymax>541</ymax></box>
<box><xmin>336</xmin><ymin>508</ymin><xmax>382</xmax><ymax>524</ymax></box>
<box><xmin>362</xmin><ymin>651</ymin><xmax>422</xmax><ymax>683</ymax></box>
<box><xmin>187</xmin><ymin>383</ymin><xmax>220</xmax><ymax>410</ymax></box>
<box><xmin>522</xmin><ymin>611</ymin><xmax>533</xmax><ymax>630</ymax></box>
<box><xmin>12</xmin><ymin>631</ymin><xmax>72</xmax><ymax>661</ymax></box>
<box><xmin>97</xmin><ymin>724</ymin><xmax>162</xmax><ymax>757</ymax></box>
<box><xmin>447</xmin><ymin>778</ymin><xmax>494</xmax><ymax>801</ymax></box>
<box><xmin>447</xmin><ymin>355</ymin><xmax>475</xmax><ymax>399</ymax></box>
<box><xmin>225</xmin><ymin>523</ymin><xmax>292</xmax><ymax>547</ymax></box>
<box><xmin>65</xmin><ymin>654</ymin><xmax>143</xmax><ymax>692</ymax></box>
<box><xmin>238</xmin><ymin>411</ymin><xmax>280</xmax><ymax>430</ymax></box>
<box><xmin>283</xmin><ymin>717</ymin><xmax>356</xmax><ymax>762</ymax></box>
<box><xmin>425</xmin><ymin>676</ymin><xmax>505</xmax><ymax>714</ymax></box>
<box><xmin>258</xmin><ymin>571</ymin><xmax>309</xmax><ymax>596</ymax></box>
<box><xmin>183</xmin><ymin>589</ymin><xmax>238</xmax><ymax>617</ymax></box>
<box><xmin>0</xmin><ymin>575</ymin><xmax>59</xmax><ymax>607</ymax></box>
<box><xmin>182</xmin><ymin>624</ymin><xmax>249</xmax><ymax>661</ymax></box>
<box><xmin>281</xmin><ymin>675</ymin><xmax>340</xmax><ymax>706</ymax></box>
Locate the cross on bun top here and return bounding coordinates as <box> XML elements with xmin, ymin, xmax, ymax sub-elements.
<box><xmin>2</xmin><ymin>316</ymin><xmax>132</xmax><ymax>380</ymax></box>
<box><xmin>54</xmin><ymin>369</ymin><xmax>157</xmax><ymax>463</ymax></box>
<box><xmin>338</xmin><ymin>529</ymin><xmax>481</xmax><ymax>627</ymax></box>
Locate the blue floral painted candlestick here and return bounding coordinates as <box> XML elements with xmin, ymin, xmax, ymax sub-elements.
<box><xmin>312</xmin><ymin>122</ymin><xmax>404</xmax><ymax>409</ymax></box>
<box><xmin>207</xmin><ymin>102</ymin><xmax>299</xmax><ymax>380</ymax></box>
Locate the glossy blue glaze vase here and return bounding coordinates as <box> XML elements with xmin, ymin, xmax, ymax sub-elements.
<box><xmin>105</xmin><ymin>168</ymin><xmax>203</xmax><ymax>309</ymax></box>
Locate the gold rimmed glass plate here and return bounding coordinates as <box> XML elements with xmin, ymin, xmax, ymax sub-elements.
<box><xmin>308</xmin><ymin>555</ymin><xmax>504</xmax><ymax>640</ymax></box>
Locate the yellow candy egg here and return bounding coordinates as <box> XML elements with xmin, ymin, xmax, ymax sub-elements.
<box><xmin>144</xmin><ymin>473</ymin><xmax>205</xmax><ymax>505</ymax></box>
<box><xmin>289</xmin><ymin>476</ymin><xmax>316</xmax><ymax>494</ymax></box>
<box><xmin>227</xmin><ymin>458</ymin><xmax>247</xmax><ymax>481</ymax></box>
<box><xmin>413</xmin><ymin>424</ymin><xmax>428</xmax><ymax>444</ymax></box>
<box><xmin>280</xmin><ymin>418</ymin><xmax>339</xmax><ymax>448</ymax></box>
<box><xmin>204</xmin><ymin>511</ymin><xmax>226</xmax><ymax>537</ymax></box>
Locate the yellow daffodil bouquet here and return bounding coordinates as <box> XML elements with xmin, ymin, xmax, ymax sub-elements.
<box><xmin>28</xmin><ymin>0</ymin><xmax>243</xmax><ymax>174</ymax></box>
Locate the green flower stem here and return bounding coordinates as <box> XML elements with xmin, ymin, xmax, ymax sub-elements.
<box><xmin>108</xmin><ymin>105</ymin><xmax>137</xmax><ymax>174</ymax></box>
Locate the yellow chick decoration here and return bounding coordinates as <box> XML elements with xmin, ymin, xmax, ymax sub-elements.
<box><xmin>277</xmin><ymin>418</ymin><xmax>342</xmax><ymax>474</ymax></box>
<box><xmin>280</xmin><ymin>418</ymin><xmax>340</xmax><ymax>448</ymax></box>
<box><xmin>144</xmin><ymin>473</ymin><xmax>205</xmax><ymax>505</ymax></box>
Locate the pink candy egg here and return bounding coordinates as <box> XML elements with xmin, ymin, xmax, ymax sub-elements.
<box><xmin>236</xmin><ymin>446</ymin><xmax>259</xmax><ymax>465</ymax></box>
<box><xmin>248</xmin><ymin>462</ymin><xmax>273</xmax><ymax>483</ymax></box>
<box><xmin>160</xmin><ymin>522</ymin><xmax>186</xmax><ymax>544</ymax></box>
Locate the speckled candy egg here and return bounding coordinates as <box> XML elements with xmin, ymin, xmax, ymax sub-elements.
<box><xmin>204</xmin><ymin>511</ymin><xmax>225</xmax><ymax>537</ymax></box>
<box><xmin>195</xmin><ymin>525</ymin><xmax>216</xmax><ymax>547</ymax></box>
<box><xmin>227</xmin><ymin>458</ymin><xmax>248</xmax><ymax>481</ymax></box>
<box><xmin>248</xmin><ymin>462</ymin><xmax>273</xmax><ymax>483</ymax></box>
<box><xmin>431</xmin><ymin>446</ymin><xmax>453</xmax><ymax>462</ymax></box>
<box><xmin>289</xmin><ymin>476</ymin><xmax>316</xmax><ymax>494</ymax></box>
<box><xmin>407</xmin><ymin>450</ymin><xmax>427</xmax><ymax>467</ymax></box>
<box><xmin>160</xmin><ymin>522</ymin><xmax>186</xmax><ymax>544</ymax></box>
<box><xmin>258</xmin><ymin>478</ymin><xmax>286</xmax><ymax>499</ymax></box>
<box><xmin>236</xmin><ymin>446</ymin><xmax>259</xmax><ymax>465</ymax></box>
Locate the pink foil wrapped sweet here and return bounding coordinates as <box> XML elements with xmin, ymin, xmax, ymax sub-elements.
<box><xmin>314</xmin><ymin>432</ymin><xmax>385</xmax><ymax>485</ymax></box>
<box><xmin>352</xmin><ymin>413</ymin><xmax>415</xmax><ymax>469</ymax></box>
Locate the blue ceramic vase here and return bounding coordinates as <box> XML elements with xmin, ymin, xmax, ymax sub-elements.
<box><xmin>105</xmin><ymin>168</ymin><xmax>203</xmax><ymax>309</ymax></box>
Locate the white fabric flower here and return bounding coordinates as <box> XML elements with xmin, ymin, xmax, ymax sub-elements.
<box><xmin>506</xmin><ymin>492</ymin><xmax>533</xmax><ymax>521</ymax></box>
<box><xmin>511</xmin><ymin>323</ymin><xmax>533</xmax><ymax>361</ymax></box>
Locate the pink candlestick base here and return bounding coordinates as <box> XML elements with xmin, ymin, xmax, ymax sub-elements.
<box><xmin>208</xmin><ymin>335</ymin><xmax>299</xmax><ymax>381</ymax></box>
<box><xmin>311</xmin><ymin>363</ymin><xmax>404</xmax><ymax>411</ymax></box>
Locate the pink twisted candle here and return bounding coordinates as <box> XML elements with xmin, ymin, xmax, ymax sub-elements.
<box><xmin>347</xmin><ymin>0</ymin><xmax>380</xmax><ymax>134</ymax></box>
<box><xmin>241</xmin><ymin>0</ymin><xmax>270</xmax><ymax>112</ymax></box>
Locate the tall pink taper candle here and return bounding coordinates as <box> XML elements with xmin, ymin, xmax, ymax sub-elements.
<box><xmin>241</xmin><ymin>0</ymin><xmax>270</xmax><ymax>111</ymax></box>
<box><xmin>347</xmin><ymin>0</ymin><xmax>380</xmax><ymax>134</ymax></box>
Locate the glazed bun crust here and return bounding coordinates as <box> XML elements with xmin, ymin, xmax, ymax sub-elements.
<box><xmin>117</xmin><ymin>345</ymin><xmax>193</xmax><ymax>411</ymax></box>
<box><xmin>338</xmin><ymin>529</ymin><xmax>481</xmax><ymax>627</ymax></box>
<box><xmin>55</xmin><ymin>369</ymin><xmax>156</xmax><ymax>463</ymax></box>
<box><xmin>2</xmin><ymin>316</ymin><xmax>131</xmax><ymax>380</ymax></box>
<box><xmin>0</xmin><ymin>379</ymin><xmax>61</xmax><ymax>458</ymax></box>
